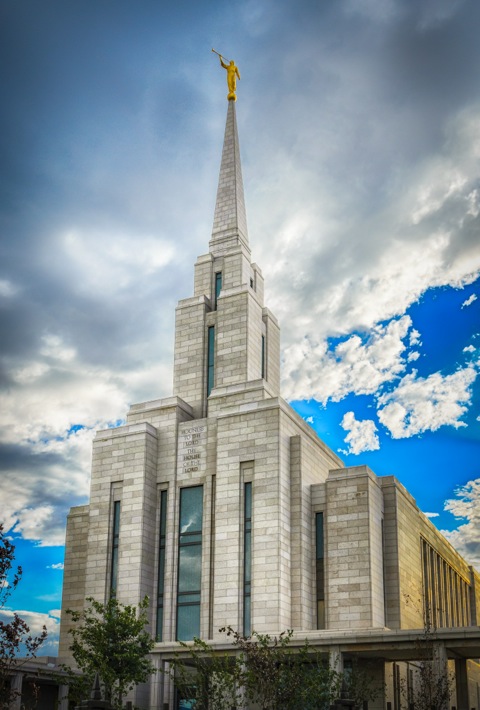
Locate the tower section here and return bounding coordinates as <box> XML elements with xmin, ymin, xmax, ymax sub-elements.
<box><xmin>173</xmin><ymin>100</ymin><xmax>280</xmax><ymax>419</ymax></box>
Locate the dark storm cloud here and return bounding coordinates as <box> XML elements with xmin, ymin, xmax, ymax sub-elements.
<box><xmin>0</xmin><ymin>442</ymin><xmax>65</xmax><ymax>473</ymax></box>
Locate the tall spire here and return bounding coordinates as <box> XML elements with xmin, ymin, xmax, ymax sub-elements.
<box><xmin>210</xmin><ymin>100</ymin><xmax>249</xmax><ymax>253</ymax></box>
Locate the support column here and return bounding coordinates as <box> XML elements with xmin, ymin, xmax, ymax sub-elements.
<box><xmin>148</xmin><ymin>658</ymin><xmax>161</xmax><ymax>710</ymax></box>
<box><xmin>454</xmin><ymin>658</ymin><xmax>469</xmax><ymax>710</ymax></box>
<box><xmin>432</xmin><ymin>642</ymin><xmax>450</xmax><ymax>710</ymax></box>
<box><xmin>58</xmin><ymin>683</ymin><xmax>69</xmax><ymax>710</ymax></box>
<box><xmin>9</xmin><ymin>672</ymin><xmax>23</xmax><ymax>710</ymax></box>
<box><xmin>162</xmin><ymin>660</ymin><xmax>174</xmax><ymax>710</ymax></box>
<box><xmin>330</xmin><ymin>646</ymin><xmax>344</xmax><ymax>674</ymax></box>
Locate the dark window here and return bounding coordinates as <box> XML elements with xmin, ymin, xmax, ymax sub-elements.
<box><xmin>110</xmin><ymin>500</ymin><xmax>121</xmax><ymax>597</ymax></box>
<box><xmin>315</xmin><ymin>512</ymin><xmax>325</xmax><ymax>629</ymax></box>
<box><xmin>177</xmin><ymin>486</ymin><xmax>203</xmax><ymax>641</ymax></box>
<box><xmin>244</xmin><ymin>482</ymin><xmax>252</xmax><ymax>635</ymax></box>
<box><xmin>214</xmin><ymin>272</ymin><xmax>222</xmax><ymax>310</ymax></box>
<box><xmin>207</xmin><ymin>326</ymin><xmax>215</xmax><ymax>396</ymax></box>
<box><xmin>156</xmin><ymin>490</ymin><xmax>167</xmax><ymax>640</ymax></box>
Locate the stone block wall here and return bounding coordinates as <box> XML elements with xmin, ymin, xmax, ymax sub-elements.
<box><xmin>58</xmin><ymin>505</ymin><xmax>89</xmax><ymax>660</ymax></box>
<box><xmin>324</xmin><ymin>466</ymin><xmax>385</xmax><ymax>630</ymax></box>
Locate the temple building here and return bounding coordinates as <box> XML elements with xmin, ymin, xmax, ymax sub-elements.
<box><xmin>59</xmin><ymin>90</ymin><xmax>480</xmax><ymax>709</ymax></box>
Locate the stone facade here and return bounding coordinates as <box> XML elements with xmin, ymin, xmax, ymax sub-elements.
<box><xmin>59</xmin><ymin>99</ymin><xmax>480</xmax><ymax>709</ymax></box>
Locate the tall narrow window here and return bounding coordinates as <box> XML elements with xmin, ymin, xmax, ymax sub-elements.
<box><xmin>261</xmin><ymin>335</ymin><xmax>266</xmax><ymax>379</ymax></box>
<box><xmin>177</xmin><ymin>486</ymin><xmax>203</xmax><ymax>641</ymax></box>
<box><xmin>207</xmin><ymin>326</ymin><xmax>215</xmax><ymax>396</ymax></box>
<box><xmin>156</xmin><ymin>490</ymin><xmax>167</xmax><ymax>640</ymax></box>
<box><xmin>110</xmin><ymin>500</ymin><xmax>121</xmax><ymax>597</ymax></box>
<box><xmin>315</xmin><ymin>512</ymin><xmax>325</xmax><ymax>629</ymax></box>
<box><xmin>214</xmin><ymin>272</ymin><xmax>222</xmax><ymax>310</ymax></box>
<box><xmin>243</xmin><ymin>482</ymin><xmax>252</xmax><ymax>636</ymax></box>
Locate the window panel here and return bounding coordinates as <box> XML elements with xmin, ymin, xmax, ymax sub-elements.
<box><xmin>156</xmin><ymin>490</ymin><xmax>167</xmax><ymax>640</ymax></box>
<box><xmin>179</xmin><ymin>486</ymin><xmax>203</xmax><ymax>533</ymax></box>
<box><xmin>207</xmin><ymin>327</ymin><xmax>215</xmax><ymax>396</ymax></box>
<box><xmin>243</xmin><ymin>482</ymin><xmax>252</xmax><ymax>636</ymax></box>
<box><xmin>178</xmin><ymin>545</ymin><xmax>202</xmax><ymax>593</ymax></box>
<box><xmin>214</xmin><ymin>272</ymin><xmax>222</xmax><ymax>309</ymax></box>
<box><xmin>315</xmin><ymin>512</ymin><xmax>325</xmax><ymax>629</ymax></box>
<box><xmin>110</xmin><ymin>500</ymin><xmax>120</xmax><ymax>597</ymax></box>
<box><xmin>177</xmin><ymin>486</ymin><xmax>203</xmax><ymax>641</ymax></box>
<box><xmin>177</xmin><ymin>604</ymin><xmax>200</xmax><ymax>642</ymax></box>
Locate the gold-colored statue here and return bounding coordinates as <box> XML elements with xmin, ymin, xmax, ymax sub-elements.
<box><xmin>212</xmin><ymin>49</ymin><xmax>240</xmax><ymax>101</ymax></box>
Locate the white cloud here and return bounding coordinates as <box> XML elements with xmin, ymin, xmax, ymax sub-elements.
<box><xmin>463</xmin><ymin>344</ymin><xmax>476</xmax><ymax>353</ymax></box>
<box><xmin>304</xmin><ymin>416</ymin><xmax>314</xmax><ymax>424</ymax></box>
<box><xmin>283</xmin><ymin>315</ymin><xmax>413</xmax><ymax>403</ymax></box>
<box><xmin>442</xmin><ymin>478</ymin><xmax>480</xmax><ymax>572</ymax></box>
<box><xmin>47</xmin><ymin>563</ymin><xmax>64</xmax><ymax>570</ymax></box>
<box><xmin>266</xmin><ymin>104</ymin><xmax>480</xmax><ymax>403</ymax></box>
<box><xmin>0</xmin><ymin>330</ymin><xmax>173</xmax><ymax>545</ymax></box>
<box><xmin>340</xmin><ymin>411</ymin><xmax>380</xmax><ymax>455</ymax></box>
<box><xmin>39</xmin><ymin>335</ymin><xmax>76</xmax><ymax>363</ymax></box>
<box><xmin>462</xmin><ymin>293</ymin><xmax>477</xmax><ymax>308</ymax></box>
<box><xmin>0</xmin><ymin>609</ymin><xmax>60</xmax><ymax>656</ymax></box>
<box><xmin>424</xmin><ymin>512</ymin><xmax>439</xmax><ymax>518</ymax></box>
<box><xmin>409</xmin><ymin>329</ymin><xmax>421</xmax><ymax>346</ymax></box>
<box><xmin>11</xmin><ymin>507</ymin><xmax>66</xmax><ymax>548</ymax></box>
<box><xmin>61</xmin><ymin>229</ymin><xmax>176</xmax><ymax>297</ymax></box>
<box><xmin>377</xmin><ymin>366</ymin><xmax>477</xmax><ymax>438</ymax></box>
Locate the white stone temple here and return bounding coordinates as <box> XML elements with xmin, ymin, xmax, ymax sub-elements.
<box><xmin>59</xmin><ymin>96</ymin><xmax>480</xmax><ymax>710</ymax></box>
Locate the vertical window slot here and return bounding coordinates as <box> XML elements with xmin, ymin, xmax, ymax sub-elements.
<box><xmin>176</xmin><ymin>486</ymin><xmax>203</xmax><ymax>641</ymax></box>
<box><xmin>207</xmin><ymin>326</ymin><xmax>215</xmax><ymax>396</ymax></box>
<box><xmin>243</xmin><ymin>482</ymin><xmax>252</xmax><ymax>636</ymax></box>
<box><xmin>261</xmin><ymin>334</ymin><xmax>266</xmax><ymax>379</ymax></box>
<box><xmin>315</xmin><ymin>512</ymin><xmax>325</xmax><ymax>629</ymax></box>
<box><xmin>110</xmin><ymin>500</ymin><xmax>121</xmax><ymax>598</ymax></box>
<box><xmin>156</xmin><ymin>490</ymin><xmax>167</xmax><ymax>640</ymax></box>
<box><xmin>214</xmin><ymin>272</ymin><xmax>222</xmax><ymax>310</ymax></box>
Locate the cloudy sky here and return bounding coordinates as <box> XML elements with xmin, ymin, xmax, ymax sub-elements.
<box><xmin>1</xmin><ymin>0</ymin><xmax>479</xmax><ymax>653</ymax></box>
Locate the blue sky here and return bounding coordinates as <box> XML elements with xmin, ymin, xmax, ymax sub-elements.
<box><xmin>1</xmin><ymin>0</ymin><xmax>479</xmax><ymax>653</ymax></box>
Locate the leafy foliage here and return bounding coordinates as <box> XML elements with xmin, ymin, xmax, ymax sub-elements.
<box><xmin>0</xmin><ymin>525</ymin><xmax>47</xmax><ymax>710</ymax></box>
<box><xmin>64</xmin><ymin>596</ymin><xmax>155</xmax><ymax>709</ymax></box>
<box><xmin>168</xmin><ymin>627</ymin><xmax>379</xmax><ymax>710</ymax></box>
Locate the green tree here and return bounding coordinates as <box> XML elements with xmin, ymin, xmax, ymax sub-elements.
<box><xmin>169</xmin><ymin>627</ymin><xmax>344</xmax><ymax>710</ymax></box>
<box><xmin>65</xmin><ymin>596</ymin><xmax>155</xmax><ymax>709</ymax></box>
<box><xmin>170</xmin><ymin>636</ymin><xmax>238</xmax><ymax>710</ymax></box>
<box><xmin>0</xmin><ymin>525</ymin><xmax>47</xmax><ymax>710</ymax></box>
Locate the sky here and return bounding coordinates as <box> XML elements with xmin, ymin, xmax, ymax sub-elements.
<box><xmin>0</xmin><ymin>0</ymin><xmax>479</xmax><ymax>655</ymax></box>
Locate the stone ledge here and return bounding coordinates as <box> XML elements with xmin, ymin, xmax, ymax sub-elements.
<box><xmin>94</xmin><ymin>421</ymin><xmax>158</xmax><ymax>441</ymax></box>
<box><xmin>128</xmin><ymin>395</ymin><xmax>193</xmax><ymax>417</ymax></box>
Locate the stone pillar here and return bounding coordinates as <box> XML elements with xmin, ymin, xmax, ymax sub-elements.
<box><xmin>58</xmin><ymin>683</ymin><xmax>69</xmax><ymax>710</ymax></box>
<box><xmin>9</xmin><ymin>672</ymin><xmax>23</xmax><ymax>710</ymax></box>
<box><xmin>432</xmin><ymin>641</ymin><xmax>448</xmax><ymax>683</ymax></box>
<box><xmin>330</xmin><ymin>646</ymin><xmax>344</xmax><ymax>674</ymax></box>
<box><xmin>454</xmin><ymin>658</ymin><xmax>469</xmax><ymax>710</ymax></box>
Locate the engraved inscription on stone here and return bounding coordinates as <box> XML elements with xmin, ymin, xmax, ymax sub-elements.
<box><xmin>178</xmin><ymin>421</ymin><xmax>207</xmax><ymax>475</ymax></box>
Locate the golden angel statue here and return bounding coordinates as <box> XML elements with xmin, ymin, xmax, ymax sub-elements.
<box><xmin>212</xmin><ymin>49</ymin><xmax>241</xmax><ymax>101</ymax></box>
